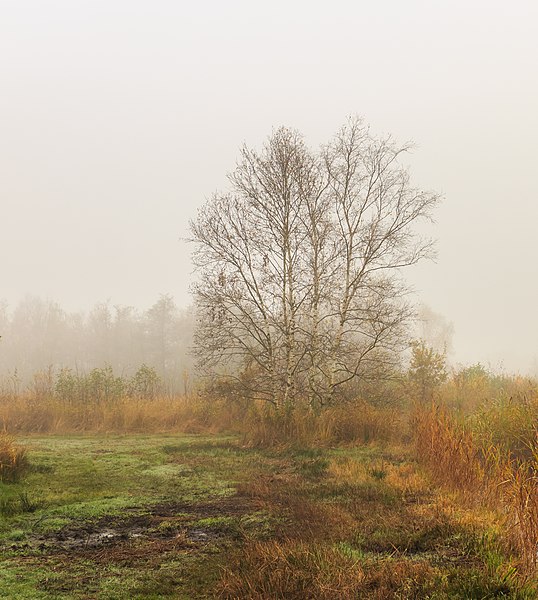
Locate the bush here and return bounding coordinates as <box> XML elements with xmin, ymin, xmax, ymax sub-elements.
<box><xmin>127</xmin><ymin>364</ymin><xmax>162</xmax><ymax>399</ymax></box>
<box><xmin>55</xmin><ymin>366</ymin><xmax>126</xmax><ymax>404</ymax></box>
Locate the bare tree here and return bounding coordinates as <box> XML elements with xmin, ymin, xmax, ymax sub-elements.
<box><xmin>190</xmin><ymin>118</ymin><xmax>439</xmax><ymax>407</ymax></box>
<box><xmin>416</xmin><ymin>303</ymin><xmax>454</xmax><ymax>355</ymax></box>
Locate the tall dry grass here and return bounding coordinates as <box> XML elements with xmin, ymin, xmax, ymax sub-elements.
<box><xmin>413</xmin><ymin>404</ymin><xmax>538</xmax><ymax>574</ymax></box>
<box><xmin>498</xmin><ymin>451</ymin><xmax>538</xmax><ymax>572</ymax></box>
<box><xmin>241</xmin><ymin>401</ymin><xmax>400</xmax><ymax>448</ymax></box>
<box><xmin>437</xmin><ymin>367</ymin><xmax>538</xmax><ymax>416</ymax></box>
<box><xmin>218</xmin><ymin>540</ymin><xmax>439</xmax><ymax>599</ymax></box>
<box><xmin>413</xmin><ymin>406</ymin><xmax>487</xmax><ymax>498</ymax></box>
<box><xmin>218</xmin><ymin>540</ymin><xmax>367</xmax><ymax>599</ymax></box>
<box><xmin>0</xmin><ymin>395</ymin><xmax>241</xmax><ymax>435</ymax></box>
<box><xmin>0</xmin><ymin>393</ymin><xmax>400</xmax><ymax>450</ymax></box>
<box><xmin>0</xmin><ymin>433</ymin><xmax>28</xmax><ymax>482</ymax></box>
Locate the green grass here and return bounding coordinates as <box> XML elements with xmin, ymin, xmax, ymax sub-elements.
<box><xmin>0</xmin><ymin>434</ymin><xmax>535</xmax><ymax>599</ymax></box>
<box><xmin>0</xmin><ymin>434</ymin><xmax>283</xmax><ymax>599</ymax></box>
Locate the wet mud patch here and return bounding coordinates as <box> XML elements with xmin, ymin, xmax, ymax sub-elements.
<box><xmin>17</xmin><ymin>495</ymin><xmax>256</xmax><ymax>554</ymax></box>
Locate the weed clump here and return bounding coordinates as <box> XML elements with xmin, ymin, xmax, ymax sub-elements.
<box><xmin>0</xmin><ymin>433</ymin><xmax>28</xmax><ymax>483</ymax></box>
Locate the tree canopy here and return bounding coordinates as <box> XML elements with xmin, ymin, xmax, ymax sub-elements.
<box><xmin>190</xmin><ymin>118</ymin><xmax>440</xmax><ymax>407</ymax></box>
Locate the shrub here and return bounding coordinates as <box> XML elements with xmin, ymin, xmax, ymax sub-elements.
<box><xmin>127</xmin><ymin>364</ymin><xmax>162</xmax><ymax>399</ymax></box>
<box><xmin>407</xmin><ymin>340</ymin><xmax>447</xmax><ymax>403</ymax></box>
<box><xmin>55</xmin><ymin>365</ymin><xmax>125</xmax><ymax>404</ymax></box>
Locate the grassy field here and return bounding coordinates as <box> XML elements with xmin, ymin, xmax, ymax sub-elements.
<box><xmin>0</xmin><ymin>434</ymin><xmax>536</xmax><ymax>599</ymax></box>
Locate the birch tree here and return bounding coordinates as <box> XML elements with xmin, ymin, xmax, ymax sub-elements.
<box><xmin>190</xmin><ymin>118</ymin><xmax>439</xmax><ymax>407</ymax></box>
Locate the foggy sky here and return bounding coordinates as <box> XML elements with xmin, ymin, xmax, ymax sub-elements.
<box><xmin>1</xmin><ymin>1</ymin><xmax>537</xmax><ymax>374</ymax></box>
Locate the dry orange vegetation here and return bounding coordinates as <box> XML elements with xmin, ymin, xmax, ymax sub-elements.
<box><xmin>0</xmin><ymin>367</ymin><xmax>537</xmax><ymax>596</ymax></box>
<box><xmin>0</xmin><ymin>433</ymin><xmax>28</xmax><ymax>483</ymax></box>
<box><xmin>415</xmin><ymin>405</ymin><xmax>538</xmax><ymax>575</ymax></box>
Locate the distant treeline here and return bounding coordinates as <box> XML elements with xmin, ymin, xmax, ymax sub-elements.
<box><xmin>0</xmin><ymin>294</ymin><xmax>194</xmax><ymax>393</ymax></box>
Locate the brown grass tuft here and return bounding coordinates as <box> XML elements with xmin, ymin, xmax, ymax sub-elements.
<box><xmin>498</xmin><ymin>454</ymin><xmax>538</xmax><ymax>572</ymax></box>
<box><xmin>217</xmin><ymin>540</ymin><xmax>366</xmax><ymax>600</ymax></box>
<box><xmin>0</xmin><ymin>433</ymin><xmax>28</xmax><ymax>482</ymax></box>
<box><xmin>413</xmin><ymin>405</ymin><xmax>487</xmax><ymax>498</ymax></box>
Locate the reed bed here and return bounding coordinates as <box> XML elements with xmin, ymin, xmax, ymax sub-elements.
<box><xmin>414</xmin><ymin>404</ymin><xmax>538</xmax><ymax>574</ymax></box>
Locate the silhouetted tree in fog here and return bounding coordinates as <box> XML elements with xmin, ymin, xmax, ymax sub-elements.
<box><xmin>0</xmin><ymin>296</ymin><xmax>195</xmax><ymax>393</ymax></box>
<box><xmin>191</xmin><ymin>117</ymin><xmax>440</xmax><ymax>408</ymax></box>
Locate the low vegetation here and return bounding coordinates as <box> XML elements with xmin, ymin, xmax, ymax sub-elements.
<box><xmin>0</xmin><ymin>433</ymin><xmax>28</xmax><ymax>483</ymax></box>
<box><xmin>1</xmin><ymin>434</ymin><xmax>536</xmax><ymax>599</ymax></box>
<box><xmin>414</xmin><ymin>404</ymin><xmax>538</xmax><ymax>575</ymax></box>
<box><xmin>0</xmin><ymin>356</ymin><xmax>536</xmax><ymax>597</ymax></box>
